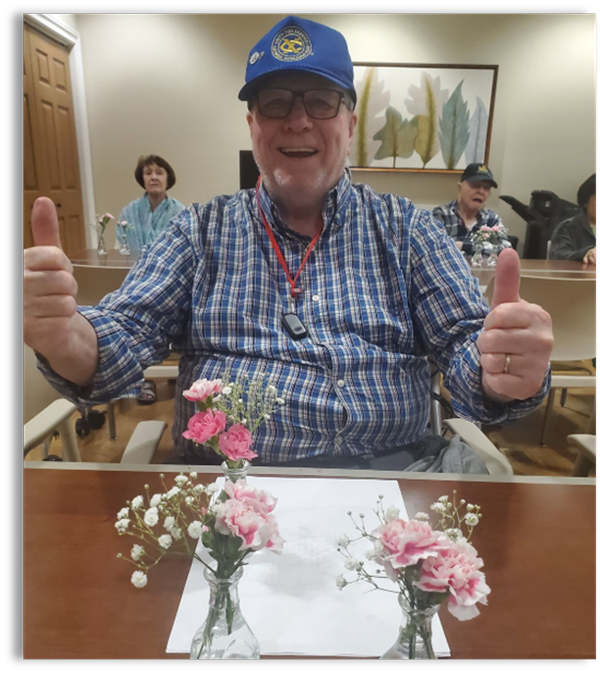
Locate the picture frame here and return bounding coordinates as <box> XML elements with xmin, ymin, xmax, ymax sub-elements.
<box><xmin>350</xmin><ymin>63</ymin><xmax>499</xmax><ymax>174</ymax></box>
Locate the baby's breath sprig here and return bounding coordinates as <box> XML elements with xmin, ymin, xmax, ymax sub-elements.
<box><xmin>429</xmin><ymin>490</ymin><xmax>482</xmax><ymax>542</ymax></box>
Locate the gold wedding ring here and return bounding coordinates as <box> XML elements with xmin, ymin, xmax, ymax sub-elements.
<box><xmin>503</xmin><ymin>354</ymin><xmax>511</xmax><ymax>374</ymax></box>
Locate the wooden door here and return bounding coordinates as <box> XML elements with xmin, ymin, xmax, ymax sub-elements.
<box><xmin>23</xmin><ymin>24</ymin><xmax>85</xmax><ymax>255</ymax></box>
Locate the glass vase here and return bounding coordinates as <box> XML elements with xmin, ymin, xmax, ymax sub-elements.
<box><xmin>486</xmin><ymin>243</ymin><xmax>499</xmax><ymax>267</ymax></box>
<box><xmin>190</xmin><ymin>565</ymin><xmax>260</xmax><ymax>659</ymax></box>
<box><xmin>380</xmin><ymin>593</ymin><xmax>439</xmax><ymax>660</ymax></box>
<box><xmin>96</xmin><ymin>231</ymin><xmax>108</xmax><ymax>256</ymax></box>
<box><xmin>221</xmin><ymin>459</ymin><xmax>250</xmax><ymax>482</ymax></box>
<box><xmin>470</xmin><ymin>243</ymin><xmax>483</xmax><ymax>268</ymax></box>
<box><xmin>117</xmin><ymin>232</ymin><xmax>131</xmax><ymax>256</ymax></box>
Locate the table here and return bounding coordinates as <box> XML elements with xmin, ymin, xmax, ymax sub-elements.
<box><xmin>470</xmin><ymin>258</ymin><xmax>596</xmax><ymax>293</ymax></box>
<box><xmin>70</xmin><ymin>249</ymin><xmax>140</xmax><ymax>269</ymax></box>
<box><xmin>23</xmin><ymin>463</ymin><xmax>595</xmax><ymax>659</ymax></box>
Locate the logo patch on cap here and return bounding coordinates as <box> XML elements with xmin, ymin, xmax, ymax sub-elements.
<box><xmin>271</xmin><ymin>26</ymin><xmax>312</xmax><ymax>61</ymax></box>
<box><xmin>478</xmin><ymin>165</ymin><xmax>488</xmax><ymax>173</ymax></box>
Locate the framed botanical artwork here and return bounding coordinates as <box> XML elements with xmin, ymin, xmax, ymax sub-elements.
<box><xmin>350</xmin><ymin>63</ymin><xmax>499</xmax><ymax>174</ymax></box>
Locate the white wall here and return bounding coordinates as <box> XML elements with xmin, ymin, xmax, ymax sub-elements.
<box><xmin>73</xmin><ymin>13</ymin><xmax>595</xmax><ymax>251</ymax></box>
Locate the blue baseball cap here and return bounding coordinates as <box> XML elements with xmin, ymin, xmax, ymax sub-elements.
<box><xmin>238</xmin><ymin>16</ymin><xmax>356</xmax><ymax>104</ymax></box>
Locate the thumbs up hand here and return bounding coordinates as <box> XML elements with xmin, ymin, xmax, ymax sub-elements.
<box><xmin>24</xmin><ymin>197</ymin><xmax>79</xmax><ymax>355</ymax></box>
<box><xmin>476</xmin><ymin>249</ymin><xmax>554</xmax><ymax>402</ymax></box>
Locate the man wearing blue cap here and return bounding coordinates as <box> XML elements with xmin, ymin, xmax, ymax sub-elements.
<box><xmin>433</xmin><ymin>163</ymin><xmax>511</xmax><ymax>255</ymax></box>
<box><xmin>24</xmin><ymin>16</ymin><xmax>553</xmax><ymax>470</ymax></box>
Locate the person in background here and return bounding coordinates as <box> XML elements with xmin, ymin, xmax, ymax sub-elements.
<box><xmin>24</xmin><ymin>16</ymin><xmax>553</xmax><ymax>470</ymax></box>
<box><xmin>433</xmin><ymin>163</ymin><xmax>511</xmax><ymax>255</ymax></box>
<box><xmin>550</xmin><ymin>174</ymin><xmax>596</xmax><ymax>264</ymax></box>
<box><xmin>118</xmin><ymin>154</ymin><xmax>185</xmax><ymax>405</ymax></box>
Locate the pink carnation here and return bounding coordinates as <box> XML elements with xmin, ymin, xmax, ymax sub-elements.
<box><xmin>413</xmin><ymin>538</ymin><xmax>491</xmax><ymax>621</ymax></box>
<box><xmin>374</xmin><ymin>519</ymin><xmax>446</xmax><ymax>578</ymax></box>
<box><xmin>104</xmin><ymin>212</ymin><xmax>115</xmax><ymax>220</ymax></box>
<box><xmin>183</xmin><ymin>378</ymin><xmax>223</xmax><ymax>402</ymax></box>
<box><xmin>223</xmin><ymin>479</ymin><xmax>277</xmax><ymax>516</ymax></box>
<box><xmin>213</xmin><ymin>499</ymin><xmax>282</xmax><ymax>552</ymax></box>
<box><xmin>218</xmin><ymin>424</ymin><xmax>258</xmax><ymax>462</ymax></box>
<box><xmin>182</xmin><ymin>409</ymin><xmax>226</xmax><ymax>444</ymax></box>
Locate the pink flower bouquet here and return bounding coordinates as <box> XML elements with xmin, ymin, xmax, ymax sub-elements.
<box><xmin>336</xmin><ymin>492</ymin><xmax>490</xmax><ymax>658</ymax></box>
<box><xmin>116</xmin><ymin>472</ymin><xmax>283</xmax><ymax>587</ymax></box>
<box><xmin>182</xmin><ymin>373</ymin><xmax>284</xmax><ymax>469</ymax></box>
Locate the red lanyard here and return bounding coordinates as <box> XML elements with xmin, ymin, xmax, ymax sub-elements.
<box><xmin>256</xmin><ymin>176</ymin><xmax>323</xmax><ymax>298</ymax></box>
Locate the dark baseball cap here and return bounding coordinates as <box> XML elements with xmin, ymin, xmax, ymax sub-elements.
<box><xmin>460</xmin><ymin>163</ymin><xmax>498</xmax><ymax>188</ymax></box>
<box><xmin>238</xmin><ymin>16</ymin><xmax>356</xmax><ymax>104</ymax></box>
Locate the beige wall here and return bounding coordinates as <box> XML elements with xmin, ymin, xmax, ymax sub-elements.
<box><xmin>74</xmin><ymin>13</ymin><xmax>595</xmax><ymax>251</ymax></box>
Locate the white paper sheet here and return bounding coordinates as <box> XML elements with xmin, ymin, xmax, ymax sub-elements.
<box><xmin>166</xmin><ymin>477</ymin><xmax>450</xmax><ymax>657</ymax></box>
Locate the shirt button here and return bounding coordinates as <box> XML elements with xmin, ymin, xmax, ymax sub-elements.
<box><xmin>337</xmin><ymin>379</ymin><xmax>345</xmax><ymax>387</ymax></box>
<box><xmin>312</xmin><ymin>294</ymin><xmax>320</xmax><ymax>302</ymax></box>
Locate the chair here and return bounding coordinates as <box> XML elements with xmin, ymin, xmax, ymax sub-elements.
<box><xmin>24</xmin><ymin>398</ymin><xmax>166</xmax><ymax>464</ymax></box>
<box><xmin>567</xmin><ymin>434</ymin><xmax>596</xmax><ymax>477</ymax></box>
<box><xmin>485</xmin><ymin>274</ymin><xmax>596</xmax><ymax>444</ymax></box>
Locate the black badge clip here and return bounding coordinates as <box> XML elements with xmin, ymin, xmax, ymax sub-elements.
<box><xmin>282</xmin><ymin>313</ymin><xmax>308</xmax><ymax>340</ymax></box>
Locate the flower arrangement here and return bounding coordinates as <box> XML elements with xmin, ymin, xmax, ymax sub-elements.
<box><xmin>89</xmin><ymin>212</ymin><xmax>115</xmax><ymax>235</ymax></box>
<box><xmin>470</xmin><ymin>223</ymin><xmax>508</xmax><ymax>246</ymax></box>
<box><xmin>336</xmin><ymin>492</ymin><xmax>490</xmax><ymax>659</ymax></box>
<box><xmin>182</xmin><ymin>373</ymin><xmax>284</xmax><ymax>468</ymax></box>
<box><xmin>115</xmin><ymin>472</ymin><xmax>283</xmax><ymax>587</ymax></box>
<box><xmin>116</xmin><ymin>219</ymin><xmax>134</xmax><ymax>255</ymax></box>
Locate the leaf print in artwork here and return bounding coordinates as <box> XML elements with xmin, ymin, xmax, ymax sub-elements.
<box><xmin>350</xmin><ymin>67</ymin><xmax>391</xmax><ymax>167</ymax></box>
<box><xmin>439</xmin><ymin>80</ymin><xmax>470</xmax><ymax>170</ymax></box>
<box><xmin>405</xmin><ymin>72</ymin><xmax>449</xmax><ymax>168</ymax></box>
<box><xmin>465</xmin><ymin>96</ymin><xmax>489</xmax><ymax>164</ymax></box>
<box><xmin>373</xmin><ymin>106</ymin><xmax>419</xmax><ymax>167</ymax></box>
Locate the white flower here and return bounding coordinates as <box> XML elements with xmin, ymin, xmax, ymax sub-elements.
<box><xmin>131</xmin><ymin>544</ymin><xmax>144</xmax><ymax>561</ymax></box>
<box><xmin>344</xmin><ymin>557</ymin><xmax>361</xmax><ymax>571</ymax></box>
<box><xmin>163</xmin><ymin>516</ymin><xmax>175</xmax><ymax>531</ymax></box>
<box><xmin>193</xmin><ymin>484</ymin><xmax>204</xmax><ymax>494</ymax></box>
<box><xmin>175</xmin><ymin>475</ymin><xmax>189</xmax><ymax>486</ymax></box>
<box><xmin>171</xmin><ymin>526</ymin><xmax>182</xmax><ymax>541</ymax></box>
<box><xmin>364</xmin><ymin>548</ymin><xmax>377</xmax><ymax>561</ymax></box>
<box><xmin>336</xmin><ymin>575</ymin><xmax>348</xmax><ymax>590</ymax></box>
<box><xmin>150</xmin><ymin>494</ymin><xmax>162</xmax><ymax>508</ymax></box>
<box><xmin>438</xmin><ymin>495</ymin><xmax>449</xmax><ymax>503</ymax></box>
<box><xmin>190</xmin><ymin>472</ymin><xmax>198</xmax><ymax>479</ymax></box>
<box><xmin>264</xmin><ymin>414</ymin><xmax>271</xmax><ymax>420</ymax></box>
<box><xmin>222</xmin><ymin>386</ymin><xmax>232</xmax><ymax>395</ymax></box>
<box><xmin>144</xmin><ymin>507</ymin><xmax>159</xmax><ymax>527</ymax></box>
<box><xmin>445</xmin><ymin>527</ymin><xmax>463</xmax><ymax>540</ymax></box>
<box><xmin>335</xmin><ymin>534</ymin><xmax>350</xmax><ymax>549</ymax></box>
<box><xmin>185</xmin><ymin>496</ymin><xmax>194</xmax><ymax>506</ymax></box>
<box><xmin>241</xmin><ymin>419</ymin><xmax>247</xmax><ymax>425</ymax></box>
<box><xmin>238</xmin><ymin>398</ymin><xmax>244</xmax><ymax>403</ymax></box>
<box><xmin>385</xmin><ymin>506</ymin><xmax>400</xmax><ymax>522</ymax></box>
<box><xmin>115</xmin><ymin>519</ymin><xmax>129</xmax><ymax>533</ymax></box>
<box><xmin>464</xmin><ymin>513</ymin><xmax>479</xmax><ymax>527</ymax></box>
<box><xmin>158</xmin><ymin>534</ymin><xmax>173</xmax><ymax>550</ymax></box>
<box><xmin>131</xmin><ymin>495</ymin><xmax>144</xmax><ymax>510</ymax></box>
<box><xmin>267</xmin><ymin>385</ymin><xmax>277</xmax><ymax>393</ymax></box>
<box><xmin>117</xmin><ymin>507</ymin><xmax>129</xmax><ymax>520</ymax></box>
<box><xmin>166</xmin><ymin>486</ymin><xmax>180</xmax><ymax>499</ymax></box>
<box><xmin>466</xmin><ymin>504</ymin><xmax>474</xmax><ymax>512</ymax></box>
<box><xmin>414</xmin><ymin>511</ymin><xmax>429</xmax><ymax>521</ymax></box>
<box><xmin>276</xmin><ymin>398</ymin><xmax>284</xmax><ymax>405</ymax></box>
<box><xmin>205</xmin><ymin>483</ymin><xmax>218</xmax><ymax>495</ymax></box>
<box><xmin>430</xmin><ymin>502</ymin><xmax>446</xmax><ymax>514</ymax></box>
<box><xmin>187</xmin><ymin>521</ymin><xmax>203</xmax><ymax>539</ymax></box>
<box><xmin>131</xmin><ymin>571</ymin><xmax>148</xmax><ymax>589</ymax></box>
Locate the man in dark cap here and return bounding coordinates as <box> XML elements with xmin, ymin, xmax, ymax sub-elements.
<box><xmin>550</xmin><ymin>174</ymin><xmax>596</xmax><ymax>263</ymax></box>
<box><xmin>433</xmin><ymin>163</ymin><xmax>511</xmax><ymax>255</ymax></box>
<box><xmin>24</xmin><ymin>16</ymin><xmax>553</xmax><ymax>470</ymax></box>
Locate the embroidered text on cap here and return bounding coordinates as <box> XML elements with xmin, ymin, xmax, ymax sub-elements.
<box><xmin>271</xmin><ymin>26</ymin><xmax>312</xmax><ymax>61</ymax></box>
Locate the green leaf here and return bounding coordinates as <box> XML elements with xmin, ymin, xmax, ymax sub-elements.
<box><xmin>465</xmin><ymin>96</ymin><xmax>489</xmax><ymax>164</ymax></box>
<box><xmin>373</xmin><ymin>106</ymin><xmax>418</xmax><ymax>167</ymax></box>
<box><xmin>413</xmin><ymin>77</ymin><xmax>441</xmax><ymax>167</ymax></box>
<box><xmin>355</xmin><ymin>67</ymin><xmax>376</xmax><ymax>167</ymax></box>
<box><xmin>439</xmin><ymin>80</ymin><xmax>470</xmax><ymax>170</ymax></box>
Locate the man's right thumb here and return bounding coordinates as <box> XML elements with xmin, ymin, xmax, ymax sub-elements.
<box><xmin>31</xmin><ymin>197</ymin><xmax>62</xmax><ymax>249</ymax></box>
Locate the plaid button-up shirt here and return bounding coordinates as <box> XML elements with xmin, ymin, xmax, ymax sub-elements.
<box><xmin>432</xmin><ymin>200</ymin><xmax>511</xmax><ymax>254</ymax></box>
<box><xmin>39</xmin><ymin>170</ymin><xmax>548</xmax><ymax>462</ymax></box>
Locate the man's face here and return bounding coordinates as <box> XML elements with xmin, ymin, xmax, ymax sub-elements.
<box><xmin>457</xmin><ymin>179</ymin><xmax>494</xmax><ymax>212</ymax></box>
<box><xmin>246</xmin><ymin>72</ymin><xmax>357</xmax><ymax>204</ymax></box>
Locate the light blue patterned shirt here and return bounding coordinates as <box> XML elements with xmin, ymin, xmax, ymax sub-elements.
<box><xmin>39</xmin><ymin>169</ymin><xmax>549</xmax><ymax>462</ymax></box>
<box><xmin>117</xmin><ymin>193</ymin><xmax>185</xmax><ymax>252</ymax></box>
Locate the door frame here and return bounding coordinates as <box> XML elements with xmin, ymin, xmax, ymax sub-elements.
<box><xmin>24</xmin><ymin>13</ymin><xmax>96</xmax><ymax>247</ymax></box>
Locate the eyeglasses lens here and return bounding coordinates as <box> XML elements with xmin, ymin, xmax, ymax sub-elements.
<box><xmin>257</xmin><ymin>89</ymin><xmax>343</xmax><ymax>119</ymax></box>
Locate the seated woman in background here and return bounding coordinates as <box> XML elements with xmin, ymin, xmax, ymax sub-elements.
<box><xmin>117</xmin><ymin>154</ymin><xmax>185</xmax><ymax>254</ymax></box>
<box><xmin>118</xmin><ymin>155</ymin><xmax>185</xmax><ymax>404</ymax></box>
<box><xmin>550</xmin><ymin>174</ymin><xmax>596</xmax><ymax>264</ymax></box>
<box><xmin>433</xmin><ymin>163</ymin><xmax>511</xmax><ymax>255</ymax></box>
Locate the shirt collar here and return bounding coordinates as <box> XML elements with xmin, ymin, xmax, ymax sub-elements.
<box><xmin>256</xmin><ymin>167</ymin><xmax>353</xmax><ymax>238</ymax></box>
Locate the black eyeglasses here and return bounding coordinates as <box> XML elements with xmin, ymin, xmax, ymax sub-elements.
<box><xmin>255</xmin><ymin>88</ymin><xmax>353</xmax><ymax>120</ymax></box>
